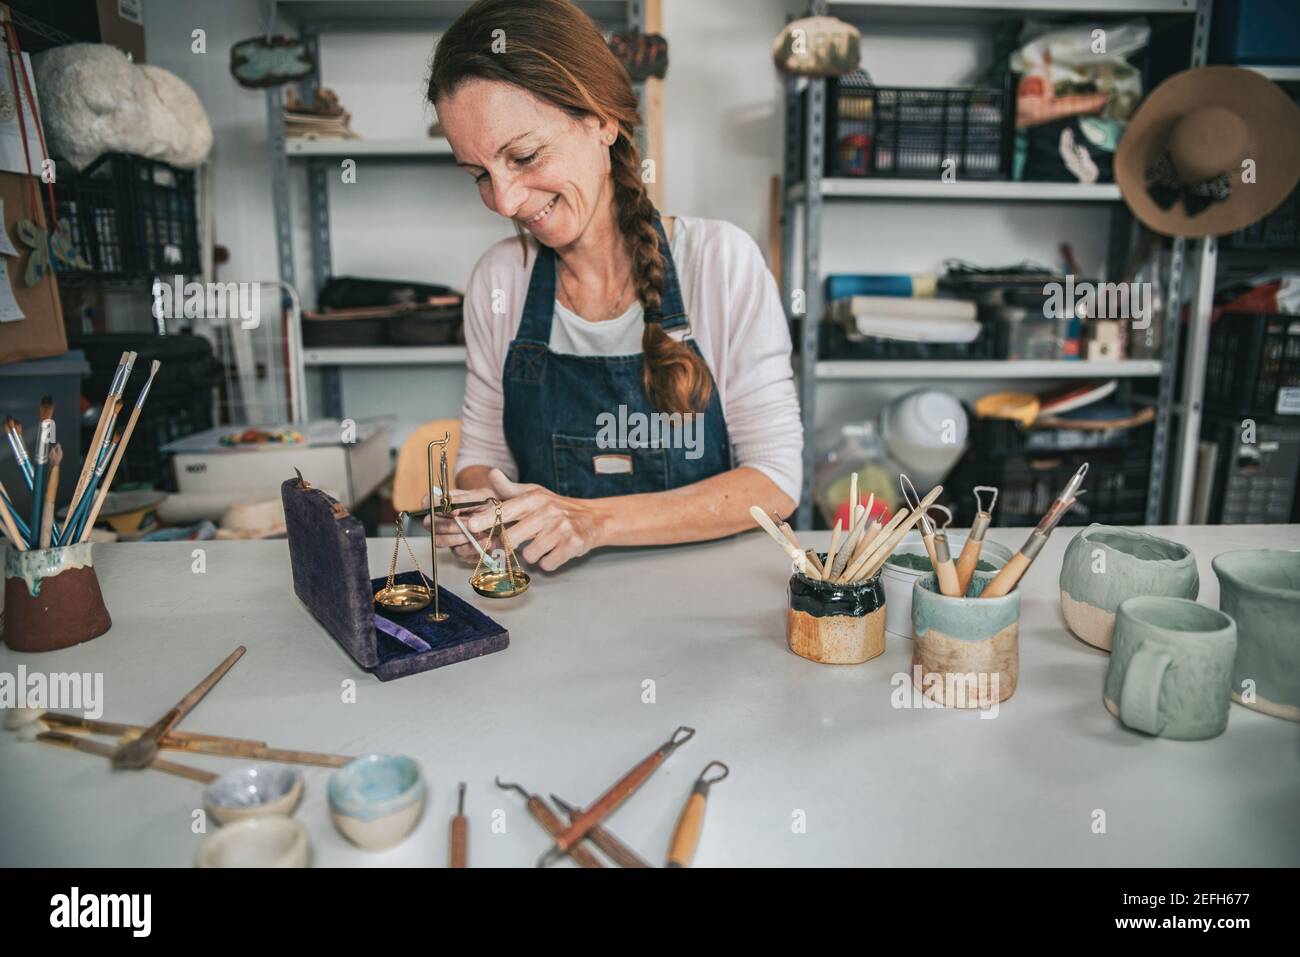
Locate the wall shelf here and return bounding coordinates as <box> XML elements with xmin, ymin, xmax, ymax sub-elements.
<box><xmin>285</xmin><ymin>137</ymin><xmax>455</xmax><ymax>158</ymax></box>
<box><xmin>816</xmin><ymin>359</ymin><xmax>1163</xmax><ymax>380</ymax></box>
<box><xmin>789</xmin><ymin>179</ymin><xmax>1122</xmax><ymax>202</ymax></box>
<box><xmin>303</xmin><ymin>346</ymin><xmax>467</xmax><ymax>366</ymax></box>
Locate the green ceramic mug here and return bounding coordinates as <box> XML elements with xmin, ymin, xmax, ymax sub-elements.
<box><xmin>1103</xmin><ymin>597</ymin><xmax>1237</xmax><ymax>740</ymax></box>
<box><xmin>1213</xmin><ymin>548</ymin><xmax>1300</xmax><ymax>722</ymax></box>
<box><xmin>1059</xmin><ymin>525</ymin><xmax>1199</xmax><ymax>652</ymax></box>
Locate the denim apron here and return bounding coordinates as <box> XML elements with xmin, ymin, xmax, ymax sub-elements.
<box><xmin>501</xmin><ymin>214</ymin><xmax>732</xmax><ymax>497</ymax></box>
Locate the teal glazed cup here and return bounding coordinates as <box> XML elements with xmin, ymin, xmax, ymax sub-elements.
<box><xmin>1213</xmin><ymin>549</ymin><xmax>1300</xmax><ymax>722</ymax></box>
<box><xmin>1059</xmin><ymin>525</ymin><xmax>1199</xmax><ymax>652</ymax></box>
<box><xmin>1103</xmin><ymin>597</ymin><xmax>1237</xmax><ymax>740</ymax></box>
<box><xmin>911</xmin><ymin>571</ymin><xmax>1019</xmax><ymax>707</ymax></box>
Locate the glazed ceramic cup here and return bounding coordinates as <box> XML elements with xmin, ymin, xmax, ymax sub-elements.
<box><xmin>1213</xmin><ymin>548</ymin><xmax>1300</xmax><ymax>721</ymax></box>
<box><xmin>328</xmin><ymin>754</ymin><xmax>426</xmax><ymax>851</ymax></box>
<box><xmin>1103</xmin><ymin>597</ymin><xmax>1237</xmax><ymax>740</ymax></box>
<box><xmin>196</xmin><ymin>816</ymin><xmax>310</xmax><ymax>868</ymax></box>
<box><xmin>1059</xmin><ymin>525</ymin><xmax>1199</xmax><ymax>651</ymax></box>
<box><xmin>204</xmin><ymin>765</ymin><xmax>304</xmax><ymax>825</ymax></box>
<box><xmin>3</xmin><ymin>543</ymin><xmax>112</xmax><ymax>652</ymax></box>
<box><xmin>881</xmin><ymin>532</ymin><xmax>1013</xmax><ymax>639</ymax></box>
<box><xmin>786</xmin><ymin>554</ymin><xmax>886</xmax><ymax>664</ymax></box>
<box><xmin>911</xmin><ymin>571</ymin><xmax>1019</xmax><ymax>708</ymax></box>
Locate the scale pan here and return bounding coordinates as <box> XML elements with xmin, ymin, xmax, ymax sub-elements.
<box><xmin>470</xmin><ymin>570</ymin><xmax>530</xmax><ymax>599</ymax></box>
<box><xmin>374</xmin><ymin>583</ymin><xmax>433</xmax><ymax>613</ymax></box>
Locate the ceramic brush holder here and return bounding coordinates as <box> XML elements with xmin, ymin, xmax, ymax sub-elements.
<box><xmin>911</xmin><ymin>570</ymin><xmax>1018</xmax><ymax>708</ymax></box>
<box><xmin>3</xmin><ymin>542</ymin><xmax>112</xmax><ymax>652</ymax></box>
<box><xmin>786</xmin><ymin>554</ymin><xmax>886</xmax><ymax>665</ymax></box>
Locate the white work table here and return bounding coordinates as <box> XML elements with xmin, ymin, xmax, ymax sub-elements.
<box><xmin>2</xmin><ymin>524</ymin><xmax>1298</xmax><ymax>868</ymax></box>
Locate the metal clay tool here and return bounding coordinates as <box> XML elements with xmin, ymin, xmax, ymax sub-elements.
<box><xmin>983</xmin><ymin>463</ymin><xmax>1088</xmax><ymax>599</ymax></box>
<box><xmin>550</xmin><ymin>793</ymin><xmax>651</xmax><ymax>868</ymax></box>
<box><xmin>667</xmin><ymin>761</ymin><xmax>729</xmax><ymax>868</ymax></box>
<box><xmin>538</xmin><ymin>726</ymin><xmax>696</xmax><ymax>867</ymax></box>
<box><xmin>955</xmin><ymin>485</ymin><xmax>998</xmax><ymax>595</ymax></box>
<box><xmin>495</xmin><ymin>777</ymin><xmax>604</xmax><ymax>868</ymax></box>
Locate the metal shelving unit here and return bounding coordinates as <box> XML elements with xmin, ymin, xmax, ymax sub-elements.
<box><xmin>263</xmin><ymin>0</ymin><xmax>645</xmax><ymax>418</ymax></box>
<box><xmin>781</xmin><ymin>0</ymin><xmax>1218</xmax><ymax>528</ymax></box>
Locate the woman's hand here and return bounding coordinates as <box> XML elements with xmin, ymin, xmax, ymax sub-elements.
<box><xmin>425</xmin><ymin>468</ymin><xmax>606</xmax><ymax>571</ymax></box>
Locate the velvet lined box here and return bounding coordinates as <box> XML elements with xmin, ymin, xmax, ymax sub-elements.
<box><xmin>281</xmin><ymin>475</ymin><xmax>508</xmax><ymax>681</ymax></box>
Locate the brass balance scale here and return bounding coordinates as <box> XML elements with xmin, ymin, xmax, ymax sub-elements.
<box><xmin>374</xmin><ymin>433</ymin><xmax>530</xmax><ymax>620</ymax></box>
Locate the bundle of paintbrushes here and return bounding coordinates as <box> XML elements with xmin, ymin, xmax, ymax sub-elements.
<box><xmin>0</xmin><ymin>352</ymin><xmax>160</xmax><ymax>552</ymax></box>
<box><xmin>749</xmin><ymin>471</ymin><xmax>943</xmax><ymax>584</ymax></box>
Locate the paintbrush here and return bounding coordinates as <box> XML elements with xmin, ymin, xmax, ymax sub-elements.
<box><xmin>0</xmin><ymin>477</ymin><xmax>31</xmax><ymax>547</ymax></box>
<box><xmin>982</xmin><ymin>464</ymin><xmax>1088</xmax><ymax>599</ymax></box>
<box><xmin>112</xmin><ymin>645</ymin><xmax>246</xmax><ymax>770</ymax></box>
<box><xmin>0</xmin><ymin>486</ymin><xmax>25</xmax><ymax>550</ymax></box>
<box><xmin>38</xmin><ymin>444</ymin><xmax>60</xmax><ymax>549</ymax></box>
<box><xmin>79</xmin><ymin>361</ymin><xmax>160</xmax><ymax>544</ymax></box>
<box><xmin>37</xmin><ymin>731</ymin><xmax>217</xmax><ymax>785</ymax></box>
<box><xmin>3</xmin><ymin>417</ymin><xmax>33</xmax><ymax>490</ymax></box>
<box><xmin>30</xmin><ymin>398</ymin><xmax>53</xmax><ymax>539</ymax></box>
<box><xmin>68</xmin><ymin>430</ymin><xmax>119</xmax><ymax>543</ymax></box>
<box><xmin>64</xmin><ymin>352</ymin><xmax>134</xmax><ymax>539</ymax></box>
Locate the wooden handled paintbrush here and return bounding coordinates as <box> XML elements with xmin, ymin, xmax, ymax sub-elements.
<box><xmin>30</xmin><ymin>398</ymin><xmax>54</xmax><ymax>545</ymax></box>
<box><xmin>38</xmin><ymin>444</ymin><xmax>60</xmax><ymax>549</ymax></box>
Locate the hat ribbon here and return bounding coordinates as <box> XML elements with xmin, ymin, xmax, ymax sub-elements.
<box><xmin>1145</xmin><ymin>152</ymin><xmax>1231</xmax><ymax>216</ymax></box>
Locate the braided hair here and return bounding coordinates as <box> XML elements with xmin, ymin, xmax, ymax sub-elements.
<box><xmin>428</xmin><ymin>0</ymin><xmax>713</xmax><ymax>415</ymax></box>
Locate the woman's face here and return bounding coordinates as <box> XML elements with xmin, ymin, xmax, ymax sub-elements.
<box><xmin>439</xmin><ymin>79</ymin><xmax>616</xmax><ymax>247</ymax></box>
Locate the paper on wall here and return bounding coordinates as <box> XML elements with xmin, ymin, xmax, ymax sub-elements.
<box><xmin>0</xmin><ymin>52</ymin><xmax>45</xmax><ymax>176</ymax></box>
<box><xmin>0</xmin><ymin>200</ymin><xmax>17</xmax><ymax>257</ymax></box>
<box><xmin>0</xmin><ymin>259</ymin><xmax>26</xmax><ymax>322</ymax></box>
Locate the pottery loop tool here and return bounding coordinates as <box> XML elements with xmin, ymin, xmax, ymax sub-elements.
<box><xmin>470</xmin><ymin>500</ymin><xmax>530</xmax><ymax>599</ymax></box>
<box><xmin>495</xmin><ymin>777</ymin><xmax>604</xmax><ymax>869</ymax></box>
<box><xmin>667</xmin><ymin>760</ymin><xmax>729</xmax><ymax>868</ymax></box>
<box><xmin>538</xmin><ymin>726</ymin><xmax>696</xmax><ymax>868</ymax></box>
<box><xmin>901</xmin><ymin>475</ymin><xmax>960</xmax><ymax>597</ymax></box>
<box><xmin>983</xmin><ymin>463</ymin><xmax>1088</xmax><ymax>599</ymax></box>
<box><xmin>549</xmin><ymin>793</ymin><xmax>651</xmax><ymax>868</ymax></box>
<box><xmin>112</xmin><ymin>645</ymin><xmax>247</xmax><ymax>770</ymax></box>
<box><xmin>927</xmin><ymin>503</ymin><xmax>961</xmax><ymax>598</ymax></box>
<box><xmin>39</xmin><ymin>731</ymin><xmax>217</xmax><ymax>784</ymax></box>
<box><xmin>956</xmin><ymin>485</ymin><xmax>998</xmax><ymax>594</ymax></box>
<box><xmin>450</xmin><ymin>782</ymin><xmax>468</xmax><ymax>868</ymax></box>
<box><xmin>750</xmin><ymin>506</ymin><xmax>819</xmax><ymax>579</ymax></box>
<box><xmin>374</xmin><ymin>511</ymin><xmax>436</xmax><ymax>614</ymax></box>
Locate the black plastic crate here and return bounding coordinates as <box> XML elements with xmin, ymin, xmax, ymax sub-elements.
<box><xmin>823</xmin><ymin>72</ymin><xmax>1014</xmax><ymax>180</ymax></box>
<box><xmin>818</xmin><ymin>319</ymin><xmax>994</xmax><ymax>360</ymax></box>
<box><xmin>1201</xmin><ymin>415</ymin><xmax>1300</xmax><ymax>525</ymax></box>
<box><xmin>1228</xmin><ymin>185</ymin><xmax>1299</xmax><ymax>250</ymax></box>
<box><xmin>1204</xmin><ymin>313</ymin><xmax>1300</xmax><ymax>420</ymax></box>
<box><xmin>949</xmin><ymin>442</ymin><xmax>1151</xmax><ymax>528</ymax></box>
<box><xmin>77</xmin><ymin>333</ymin><xmax>221</xmax><ymax>490</ymax></box>
<box><xmin>969</xmin><ymin>417</ymin><xmax>1152</xmax><ymax>459</ymax></box>
<box><xmin>46</xmin><ymin>153</ymin><xmax>200</xmax><ymax>281</ymax></box>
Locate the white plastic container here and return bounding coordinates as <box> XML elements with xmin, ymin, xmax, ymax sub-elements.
<box><xmin>880</xmin><ymin>530</ymin><xmax>1013</xmax><ymax>638</ymax></box>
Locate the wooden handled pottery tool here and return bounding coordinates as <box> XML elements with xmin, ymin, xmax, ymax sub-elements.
<box><xmin>538</xmin><ymin>726</ymin><xmax>696</xmax><ymax>867</ymax></box>
<box><xmin>983</xmin><ymin>463</ymin><xmax>1088</xmax><ymax>599</ymax></box>
<box><xmin>750</xmin><ymin>506</ymin><xmax>818</xmax><ymax>579</ymax></box>
<box><xmin>20</xmin><ymin>710</ymin><xmax>351</xmax><ymax>767</ymax></box>
<box><xmin>550</xmin><ymin>793</ymin><xmax>651</xmax><ymax>868</ymax></box>
<box><xmin>450</xmin><ymin>782</ymin><xmax>468</xmax><ymax>868</ymax></box>
<box><xmin>112</xmin><ymin>645</ymin><xmax>247</xmax><ymax>770</ymax></box>
<box><xmin>955</xmin><ymin>485</ymin><xmax>998</xmax><ymax>594</ymax></box>
<box><xmin>38</xmin><ymin>731</ymin><xmax>217</xmax><ymax>784</ymax></box>
<box><xmin>495</xmin><ymin>777</ymin><xmax>604</xmax><ymax>868</ymax></box>
<box><xmin>901</xmin><ymin>475</ymin><xmax>960</xmax><ymax>597</ymax></box>
<box><xmin>822</xmin><ymin>519</ymin><xmax>844</xmax><ymax>578</ymax></box>
<box><xmin>667</xmin><ymin>760</ymin><xmax>728</xmax><ymax>868</ymax></box>
<box><xmin>852</xmin><ymin>484</ymin><xmax>945</xmax><ymax>583</ymax></box>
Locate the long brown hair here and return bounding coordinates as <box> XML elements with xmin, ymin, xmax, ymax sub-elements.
<box><xmin>428</xmin><ymin>0</ymin><xmax>712</xmax><ymax>415</ymax></box>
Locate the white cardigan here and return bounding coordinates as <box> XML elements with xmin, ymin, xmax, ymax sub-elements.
<box><xmin>454</xmin><ymin>215</ymin><xmax>804</xmax><ymax>503</ymax></box>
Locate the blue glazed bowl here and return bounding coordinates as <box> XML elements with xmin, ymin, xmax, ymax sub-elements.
<box><xmin>328</xmin><ymin>754</ymin><xmax>426</xmax><ymax>850</ymax></box>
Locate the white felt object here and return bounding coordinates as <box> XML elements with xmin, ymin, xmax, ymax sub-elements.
<box><xmin>34</xmin><ymin>44</ymin><xmax>213</xmax><ymax>171</ymax></box>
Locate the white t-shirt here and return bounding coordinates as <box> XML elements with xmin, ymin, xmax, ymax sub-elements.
<box><xmin>455</xmin><ymin>215</ymin><xmax>803</xmax><ymax>502</ymax></box>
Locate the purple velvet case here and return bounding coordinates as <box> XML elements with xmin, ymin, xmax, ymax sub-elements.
<box><xmin>281</xmin><ymin>475</ymin><xmax>508</xmax><ymax>681</ymax></box>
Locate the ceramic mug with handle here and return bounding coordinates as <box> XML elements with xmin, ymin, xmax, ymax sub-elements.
<box><xmin>1213</xmin><ymin>548</ymin><xmax>1300</xmax><ymax>721</ymax></box>
<box><xmin>1103</xmin><ymin>596</ymin><xmax>1237</xmax><ymax>740</ymax></box>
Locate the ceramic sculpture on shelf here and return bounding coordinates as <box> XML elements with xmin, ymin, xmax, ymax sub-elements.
<box><xmin>33</xmin><ymin>44</ymin><xmax>213</xmax><ymax>172</ymax></box>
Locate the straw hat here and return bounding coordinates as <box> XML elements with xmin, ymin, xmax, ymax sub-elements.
<box><xmin>1115</xmin><ymin>66</ymin><xmax>1300</xmax><ymax>238</ymax></box>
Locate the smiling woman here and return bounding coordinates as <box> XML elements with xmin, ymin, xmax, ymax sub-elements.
<box><xmin>424</xmin><ymin>0</ymin><xmax>802</xmax><ymax>572</ymax></box>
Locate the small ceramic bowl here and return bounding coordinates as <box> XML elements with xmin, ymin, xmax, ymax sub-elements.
<box><xmin>196</xmin><ymin>816</ymin><xmax>310</xmax><ymax>868</ymax></box>
<box><xmin>328</xmin><ymin>754</ymin><xmax>426</xmax><ymax>851</ymax></box>
<box><xmin>204</xmin><ymin>765</ymin><xmax>304</xmax><ymax>825</ymax></box>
